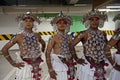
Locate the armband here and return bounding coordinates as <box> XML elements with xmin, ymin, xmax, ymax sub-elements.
<box><xmin>112</xmin><ymin>33</ymin><xmax>120</xmax><ymax>40</ymax></box>
<box><xmin>77</xmin><ymin>32</ymin><xmax>83</xmax><ymax>39</ymax></box>
<box><xmin>10</xmin><ymin>35</ymin><xmax>16</xmax><ymax>43</ymax></box>
<box><xmin>106</xmin><ymin>51</ymin><xmax>111</xmax><ymax>54</ymax></box>
<box><xmin>46</xmin><ymin>58</ymin><xmax>51</xmax><ymax>61</ymax></box>
<box><xmin>107</xmin><ymin>55</ymin><xmax>112</xmax><ymax>58</ymax></box>
<box><xmin>10</xmin><ymin>61</ymin><xmax>16</xmax><ymax>65</ymax></box>
<box><xmin>48</xmin><ymin>69</ymin><xmax>54</xmax><ymax>72</ymax></box>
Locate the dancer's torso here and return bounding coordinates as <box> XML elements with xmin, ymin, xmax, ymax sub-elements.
<box><xmin>17</xmin><ymin>31</ymin><xmax>41</xmax><ymax>59</ymax></box>
<box><xmin>82</xmin><ymin>29</ymin><xmax>106</xmax><ymax>63</ymax></box>
<box><xmin>51</xmin><ymin>33</ymin><xmax>72</xmax><ymax>60</ymax></box>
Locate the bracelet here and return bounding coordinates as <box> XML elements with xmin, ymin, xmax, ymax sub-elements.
<box><xmin>107</xmin><ymin>55</ymin><xmax>112</xmax><ymax>58</ymax></box>
<box><xmin>4</xmin><ymin>55</ymin><xmax>10</xmax><ymax>58</ymax></box>
<box><xmin>46</xmin><ymin>58</ymin><xmax>51</xmax><ymax>61</ymax></box>
<box><xmin>106</xmin><ymin>44</ymin><xmax>112</xmax><ymax>49</ymax></box>
<box><xmin>76</xmin><ymin>58</ymin><xmax>80</xmax><ymax>62</ymax></box>
<box><xmin>106</xmin><ymin>51</ymin><xmax>111</xmax><ymax>54</ymax></box>
<box><xmin>106</xmin><ymin>52</ymin><xmax>111</xmax><ymax>56</ymax></box>
<box><xmin>10</xmin><ymin>61</ymin><xmax>16</xmax><ymax>65</ymax></box>
<box><xmin>48</xmin><ymin>69</ymin><xmax>54</xmax><ymax>72</ymax></box>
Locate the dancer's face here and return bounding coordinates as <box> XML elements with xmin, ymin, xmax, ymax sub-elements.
<box><xmin>89</xmin><ymin>17</ymin><xmax>99</xmax><ymax>29</ymax></box>
<box><xmin>23</xmin><ymin>18</ymin><xmax>34</xmax><ymax>29</ymax></box>
<box><xmin>56</xmin><ymin>20</ymin><xmax>67</xmax><ymax>32</ymax></box>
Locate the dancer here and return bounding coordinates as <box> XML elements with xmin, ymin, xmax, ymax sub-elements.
<box><xmin>45</xmin><ymin>12</ymin><xmax>84</xmax><ymax>80</ymax></box>
<box><xmin>104</xmin><ymin>13</ymin><xmax>120</xmax><ymax>80</ymax></box>
<box><xmin>71</xmin><ymin>9</ymin><xmax>109</xmax><ymax>80</ymax></box>
<box><xmin>2</xmin><ymin>12</ymin><xmax>46</xmax><ymax>80</ymax></box>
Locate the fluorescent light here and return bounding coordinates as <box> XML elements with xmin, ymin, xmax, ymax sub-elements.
<box><xmin>106</xmin><ymin>6</ymin><xmax>120</xmax><ymax>8</ymax></box>
<box><xmin>99</xmin><ymin>9</ymin><xmax>120</xmax><ymax>12</ymax></box>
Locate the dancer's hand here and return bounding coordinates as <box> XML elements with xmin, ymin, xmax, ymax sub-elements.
<box><xmin>49</xmin><ymin>70</ymin><xmax>57</xmax><ymax>79</ymax></box>
<box><xmin>77</xmin><ymin>58</ymin><xmax>87</xmax><ymax>65</ymax></box>
<box><xmin>114</xmin><ymin>63</ymin><xmax>120</xmax><ymax>71</ymax></box>
<box><xmin>12</xmin><ymin>62</ymin><xmax>25</xmax><ymax>69</ymax></box>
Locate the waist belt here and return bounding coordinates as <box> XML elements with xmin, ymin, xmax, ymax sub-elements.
<box><xmin>85</xmin><ymin>56</ymin><xmax>105</xmax><ymax>67</ymax></box>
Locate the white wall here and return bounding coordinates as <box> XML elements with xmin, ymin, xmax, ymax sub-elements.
<box><xmin>0</xmin><ymin>12</ymin><xmax>118</xmax><ymax>50</ymax></box>
<box><xmin>0</xmin><ymin>14</ymin><xmax>53</xmax><ymax>50</ymax></box>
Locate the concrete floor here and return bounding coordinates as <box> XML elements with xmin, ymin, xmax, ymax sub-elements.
<box><xmin>0</xmin><ymin>47</ymin><xmax>116</xmax><ymax>80</ymax></box>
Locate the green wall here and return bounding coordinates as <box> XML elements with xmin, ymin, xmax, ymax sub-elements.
<box><xmin>36</xmin><ymin>13</ymin><xmax>86</xmax><ymax>32</ymax></box>
<box><xmin>70</xmin><ymin>16</ymin><xmax>85</xmax><ymax>32</ymax></box>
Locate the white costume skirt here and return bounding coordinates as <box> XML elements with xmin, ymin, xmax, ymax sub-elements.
<box><xmin>15</xmin><ymin>52</ymin><xmax>43</xmax><ymax>80</ymax></box>
<box><xmin>76</xmin><ymin>57</ymin><xmax>95</xmax><ymax>80</ymax></box>
<box><xmin>109</xmin><ymin>52</ymin><xmax>120</xmax><ymax>80</ymax></box>
<box><xmin>76</xmin><ymin>56</ymin><xmax>109</xmax><ymax>80</ymax></box>
<box><xmin>109</xmin><ymin>68</ymin><xmax>120</xmax><ymax>80</ymax></box>
<box><xmin>50</xmin><ymin>53</ymin><xmax>68</xmax><ymax>80</ymax></box>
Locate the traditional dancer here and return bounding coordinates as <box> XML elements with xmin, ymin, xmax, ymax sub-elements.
<box><xmin>45</xmin><ymin>12</ymin><xmax>84</xmax><ymax>80</ymax></box>
<box><xmin>104</xmin><ymin>13</ymin><xmax>120</xmax><ymax>80</ymax></box>
<box><xmin>71</xmin><ymin>9</ymin><xmax>109</xmax><ymax>80</ymax></box>
<box><xmin>2</xmin><ymin>12</ymin><xmax>46</xmax><ymax>80</ymax></box>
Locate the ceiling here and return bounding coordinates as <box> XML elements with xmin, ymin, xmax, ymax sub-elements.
<box><xmin>0</xmin><ymin>0</ymin><xmax>120</xmax><ymax>14</ymax></box>
<box><xmin>0</xmin><ymin>0</ymin><xmax>119</xmax><ymax>6</ymax></box>
<box><xmin>0</xmin><ymin>0</ymin><xmax>92</xmax><ymax>6</ymax></box>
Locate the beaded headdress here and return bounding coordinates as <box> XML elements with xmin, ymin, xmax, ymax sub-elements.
<box><xmin>82</xmin><ymin>9</ymin><xmax>108</xmax><ymax>28</ymax></box>
<box><xmin>16</xmin><ymin>12</ymin><xmax>40</xmax><ymax>24</ymax></box>
<box><xmin>51</xmin><ymin>11</ymin><xmax>72</xmax><ymax>26</ymax></box>
<box><xmin>16</xmin><ymin>12</ymin><xmax>40</xmax><ymax>31</ymax></box>
<box><xmin>51</xmin><ymin>11</ymin><xmax>73</xmax><ymax>32</ymax></box>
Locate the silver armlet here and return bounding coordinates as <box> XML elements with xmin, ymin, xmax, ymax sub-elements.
<box><xmin>107</xmin><ymin>55</ymin><xmax>112</xmax><ymax>58</ymax></box>
<box><xmin>106</xmin><ymin>51</ymin><xmax>111</xmax><ymax>54</ymax></box>
<box><xmin>77</xmin><ymin>32</ymin><xmax>83</xmax><ymax>39</ymax></box>
<box><xmin>76</xmin><ymin>58</ymin><xmax>80</xmax><ymax>62</ymax></box>
<box><xmin>10</xmin><ymin>35</ymin><xmax>16</xmax><ymax>43</ymax></box>
<box><xmin>112</xmin><ymin>33</ymin><xmax>120</xmax><ymax>40</ymax></box>
<box><xmin>106</xmin><ymin>51</ymin><xmax>111</xmax><ymax>57</ymax></box>
<box><xmin>46</xmin><ymin>58</ymin><xmax>51</xmax><ymax>61</ymax></box>
<box><xmin>48</xmin><ymin>69</ymin><xmax>54</xmax><ymax>72</ymax></box>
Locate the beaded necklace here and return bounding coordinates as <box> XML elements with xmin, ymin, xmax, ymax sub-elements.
<box><xmin>83</xmin><ymin>28</ymin><xmax>108</xmax><ymax>80</ymax></box>
<box><xmin>58</xmin><ymin>32</ymin><xmax>71</xmax><ymax>55</ymax></box>
<box><xmin>83</xmin><ymin>28</ymin><xmax>106</xmax><ymax>63</ymax></box>
<box><xmin>21</xmin><ymin>31</ymin><xmax>41</xmax><ymax>59</ymax></box>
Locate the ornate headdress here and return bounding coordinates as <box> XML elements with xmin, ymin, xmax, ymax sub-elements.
<box><xmin>51</xmin><ymin>11</ymin><xmax>73</xmax><ymax>33</ymax></box>
<box><xmin>16</xmin><ymin>12</ymin><xmax>40</xmax><ymax>31</ymax></box>
<box><xmin>16</xmin><ymin>12</ymin><xmax>40</xmax><ymax>24</ymax></box>
<box><xmin>82</xmin><ymin>9</ymin><xmax>108</xmax><ymax>28</ymax></box>
<box><xmin>51</xmin><ymin>11</ymin><xmax>72</xmax><ymax>26</ymax></box>
<box><xmin>113</xmin><ymin>13</ymin><xmax>120</xmax><ymax>31</ymax></box>
<box><xmin>113</xmin><ymin>13</ymin><xmax>120</xmax><ymax>22</ymax></box>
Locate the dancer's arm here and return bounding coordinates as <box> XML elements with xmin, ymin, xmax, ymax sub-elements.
<box><xmin>2</xmin><ymin>34</ymin><xmax>24</xmax><ymax>69</ymax></box>
<box><xmin>70</xmin><ymin>31</ymin><xmax>86</xmax><ymax>65</ymax></box>
<box><xmin>38</xmin><ymin>33</ymin><xmax>46</xmax><ymax>52</ymax></box>
<box><xmin>45</xmin><ymin>36</ymin><xmax>57</xmax><ymax>79</ymax></box>
<box><xmin>104</xmin><ymin>31</ymin><xmax>119</xmax><ymax>66</ymax></box>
